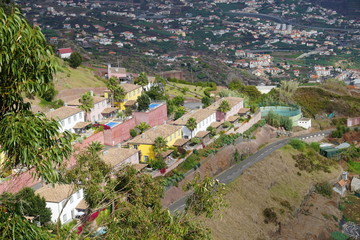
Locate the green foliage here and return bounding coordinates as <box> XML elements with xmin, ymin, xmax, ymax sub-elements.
<box><xmin>136</xmin><ymin>122</ymin><xmax>150</xmax><ymax>133</ymax></box>
<box><xmin>130</xmin><ymin>129</ymin><xmax>138</xmax><ymax>138</ymax></box>
<box><xmin>190</xmin><ymin>137</ymin><xmax>201</xmax><ymax>145</ymax></box>
<box><xmin>38</xmin><ymin>84</ymin><xmax>57</xmax><ymax>102</ymax></box>
<box><xmin>163</xmin><ymin>170</ymin><xmax>185</xmax><ymax>187</ymax></box>
<box><xmin>147</xmin><ymin>86</ymin><xmax>165</xmax><ymax>100</ymax></box>
<box><xmin>134</xmin><ymin>72</ymin><xmax>148</xmax><ymax>86</ymax></box>
<box><xmin>265</xmin><ymin>110</ymin><xmax>292</xmax><ymax>130</ymax></box>
<box><xmin>137</xmin><ymin>93</ymin><xmax>151</xmax><ymax>112</ymax></box>
<box><xmin>279</xmin><ymin>81</ymin><xmax>298</xmax><ymax>104</ymax></box>
<box><xmin>243</xmin><ymin>120</ymin><xmax>266</xmax><ymax>137</ymax></box>
<box><xmin>68</xmin><ymin>52</ymin><xmax>82</xmax><ymax>69</ymax></box>
<box><xmin>185</xmin><ymin>173</ymin><xmax>227</xmax><ymax>218</ymax></box>
<box><xmin>289</xmin><ymin>139</ymin><xmax>306</xmax><ymax>151</ymax></box>
<box><xmin>293</xmin><ymin>149</ymin><xmax>334</xmax><ymax>173</ymax></box>
<box><xmin>348</xmin><ymin>161</ymin><xmax>360</xmax><ymax>174</ymax></box>
<box><xmin>186</xmin><ymin>117</ymin><xmax>198</xmax><ymax>131</ymax></box>
<box><xmin>310</xmin><ymin>142</ymin><xmax>320</xmax><ymax>152</ymax></box>
<box><xmin>315</xmin><ymin>182</ymin><xmax>333</xmax><ymax>198</ymax></box>
<box><xmin>174</xmin><ymin>106</ymin><xmax>186</xmax><ymax>120</ymax></box>
<box><xmin>153</xmin><ymin>136</ymin><xmax>168</xmax><ymax>155</ymax></box>
<box><xmin>148</xmin><ymin>156</ymin><xmax>166</xmax><ymax>170</ymax></box>
<box><xmin>79</xmin><ymin>92</ymin><xmax>94</xmax><ymax>121</ymax></box>
<box><xmin>234</xmin><ymin>149</ymin><xmax>240</xmax><ymax>162</ymax></box>
<box><xmin>172</xmin><ymin>95</ymin><xmax>185</xmax><ymax>106</ymax></box>
<box><xmin>222</xmin><ymin>121</ymin><xmax>232</xmax><ymax>128</ymax></box>
<box><xmin>217</xmin><ymin>100</ymin><xmax>231</xmax><ymax>113</ymax></box>
<box><xmin>0</xmin><ymin>6</ymin><xmax>73</xmax><ymax>183</ymax></box>
<box><xmin>202</xmin><ymin>149</ymin><xmax>218</xmax><ymax>157</ymax></box>
<box><xmin>106</xmin><ymin>77</ymin><xmax>125</xmax><ymax>104</ymax></box>
<box><xmin>201</xmin><ymin>96</ymin><xmax>214</xmax><ymax>108</ymax></box>
<box><xmin>331</xmin><ymin>125</ymin><xmax>350</xmax><ymax>138</ymax></box>
<box><xmin>178</xmin><ymin>153</ymin><xmax>201</xmax><ymax>172</ymax></box>
<box><xmin>214</xmin><ymin>133</ymin><xmax>241</xmax><ymax>148</ymax></box>
<box><xmin>206</xmin><ymin>126</ymin><xmax>217</xmax><ymax>137</ymax></box>
<box><xmin>263</xmin><ymin>208</ymin><xmax>278</xmax><ymax>224</ymax></box>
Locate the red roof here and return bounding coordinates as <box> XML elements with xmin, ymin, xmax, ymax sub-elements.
<box><xmin>58</xmin><ymin>48</ymin><xmax>73</xmax><ymax>54</ymax></box>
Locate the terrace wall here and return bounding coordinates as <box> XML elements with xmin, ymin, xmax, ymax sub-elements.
<box><xmin>103</xmin><ymin>118</ymin><xmax>137</xmax><ymax>146</ymax></box>
<box><xmin>133</xmin><ymin>103</ymin><xmax>168</xmax><ymax>127</ymax></box>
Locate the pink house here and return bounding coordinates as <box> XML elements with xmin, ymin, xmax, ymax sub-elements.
<box><xmin>207</xmin><ymin>97</ymin><xmax>244</xmax><ymax>122</ymax></box>
<box><xmin>107</xmin><ymin>65</ymin><xmax>131</xmax><ymax>81</ymax></box>
<box><xmin>132</xmin><ymin>102</ymin><xmax>168</xmax><ymax>127</ymax></box>
<box><xmin>67</xmin><ymin>95</ymin><xmax>110</xmax><ymax>122</ymax></box>
<box><xmin>101</xmin><ymin>148</ymin><xmax>139</xmax><ymax>171</ymax></box>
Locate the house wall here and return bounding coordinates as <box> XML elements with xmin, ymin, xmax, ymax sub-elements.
<box><xmin>59</xmin><ymin>111</ymin><xmax>85</xmax><ymax>133</ymax></box>
<box><xmin>119</xmin><ymin>87</ymin><xmax>143</xmax><ymax>110</ymax></box>
<box><xmin>89</xmin><ymin>99</ymin><xmax>110</xmax><ymax>122</ymax></box>
<box><xmin>60</xmin><ymin>53</ymin><xmax>72</xmax><ymax>59</ymax></box>
<box><xmin>297</xmin><ymin>119</ymin><xmax>311</xmax><ymax>129</ymax></box>
<box><xmin>103</xmin><ymin>117</ymin><xmax>137</xmax><ymax>146</ymax></box>
<box><xmin>47</xmin><ymin>189</ymin><xmax>84</xmax><ymax>224</ymax></box>
<box><xmin>215</xmin><ymin>100</ymin><xmax>244</xmax><ymax>122</ymax></box>
<box><xmin>183</xmin><ymin>113</ymin><xmax>216</xmax><ymax>139</ymax></box>
<box><xmin>233</xmin><ymin>110</ymin><xmax>262</xmax><ymax>134</ymax></box>
<box><xmin>133</xmin><ymin>103</ymin><xmax>168</xmax><ymax>127</ymax></box>
<box><xmin>347</xmin><ymin>117</ymin><xmax>360</xmax><ymax>127</ymax></box>
<box><xmin>113</xmin><ymin>152</ymin><xmax>140</xmax><ymax>171</ymax></box>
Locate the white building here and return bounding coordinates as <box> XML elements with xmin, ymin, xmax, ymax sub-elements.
<box><xmin>57</xmin><ymin>48</ymin><xmax>73</xmax><ymax>59</ymax></box>
<box><xmin>45</xmin><ymin>106</ymin><xmax>85</xmax><ymax>133</ymax></box>
<box><xmin>35</xmin><ymin>184</ymin><xmax>86</xmax><ymax>224</ymax></box>
<box><xmin>143</xmin><ymin>76</ymin><xmax>158</xmax><ymax>91</ymax></box>
<box><xmin>172</xmin><ymin>109</ymin><xmax>216</xmax><ymax>139</ymax></box>
<box><xmin>297</xmin><ymin>118</ymin><xmax>311</xmax><ymax>129</ymax></box>
<box><xmin>67</xmin><ymin>95</ymin><xmax>110</xmax><ymax>122</ymax></box>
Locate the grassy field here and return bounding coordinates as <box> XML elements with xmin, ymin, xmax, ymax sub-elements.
<box><xmin>200</xmin><ymin>145</ymin><xmax>341</xmax><ymax>240</ymax></box>
<box><xmin>340</xmin><ymin>194</ymin><xmax>360</xmax><ymax>224</ymax></box>
<box><xmin>165</xmin><ymin>82</ymin><xmax>207</xmax><ymax>99</ymax></box>
<box><xmin>54</xmin><ymin>62</ymin><xmax>106</xmax><ymax>91</ymax></box>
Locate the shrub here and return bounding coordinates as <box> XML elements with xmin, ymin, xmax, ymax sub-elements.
<box><xmin>130</xmin><ymin>129</ymin><xmax>137</xmax><ymax>137</ymax></box>
<box><xmin>148</xmin><ymin>156</ymin><xmax>166</xmax><ymax>170</ymax></box>
<box><xmin>178</xmin><ymin>153</ymin><xmax>200</xmax><ymax>171</ymax></box>
<box><xmin>223</xmin><ymin>121</ymin><xmax>231</xmax><ymax>128</ymax></box>
<box><xmin>193</xmin><ymin>149</ymin><xmax>199</xmax><ymax>155</ymax></box>
<box><xmin>190</xmin><ymin>137</ymin><xmax>201</xmax><ymax>145</ymax></box>
<box><xmin>309</xmin><ymin>142</ymin><xmax>320</xmax><ymax>152</ymax></box>
<box><xmin>315</xmin><ymin>182</ymin><xmax>332</xmax><ymax>198</ymax></box>
<box><xmin>289</xmin><ymin>139</ymin><xmax>306</xmax><ymax>151</ymax></box>
<box><xmin>263</xmin><ymin>208</ymin><xmax>277</xmax><ymax>224</ymax></box>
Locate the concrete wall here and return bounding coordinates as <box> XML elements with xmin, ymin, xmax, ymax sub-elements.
<box><xmin>89</xmin><ymin>99</ymin><xmax>110</xmax><ymax>122</ymax></box>
<box><xmin>133</xmin><ymin>103</ymin><xmax>168</xmax><ymax>127</ymax></box>
<box><xmin>347</xmin><ymin>117</ymin><xmax>360</xmax><ymax>127</ymax></box>
<box><xmin>103</xmin><ymin>118</ymin><xmax>137</xmax><ymax>146</ymax></box>
<box><xmin>234</xmin><ymin>111</ymin><xmax>261</xmax><ymax>134</ymax></box>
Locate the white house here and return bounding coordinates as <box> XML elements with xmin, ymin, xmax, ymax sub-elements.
<box><xmin>143</xmin><ymin>76</ymin><xmax>157</xmax><ymax>91</ymax></box>
<box><xmin>297</xmin><ymin>118</ymin><xmax>311</xmax><ymax>129</ymax></box>
<box><xmin>45</xmin><ymin>106</ymin><xmax>85</xmax><ymax>133</ymax></box>
<box><xmin>172</xmin><ymin>109</ymin><xmax>216</xmax><ymax>139</ymax></box>
<box><xmin>57</xmin><ymin>48</ymin><xmax>73</xmax><ymax>59</ymax></box>
<box><xmin>35</xmin><ymin>184</ymin><xmax>86</xmax><ymax>224</ymax></box>
<box><xmin>67</xmin><ymin>95</ymin><xmax>110</xmax><ymax>122</ymax></box>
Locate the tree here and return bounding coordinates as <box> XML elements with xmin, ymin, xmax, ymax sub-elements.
<box><xmin>137</xmin><ymin>93</ymin><xmax>151</xmax><ymax>112</ymax></box>
<box><xmin>130</xmin><ymin>128</ymin><xmax>138</xmax><ymax>137</ymax></box>
<box><xmin>147</xmin><ymin>86</ymin><xmax>165</xmax><ymax>100</ymax></box>
<box><xmin>184</xmin><ymin>173</ymin><xmax>227</xmax><ymax>218</ymax></box>
<box><xmin>217</xmin><ymin>100</ymin><xmax>231</xmax><ymax>113</ymax></box>
<box><xmin>68</xmin><ymin>52</ymin><xmax>82</xmax><ymax>68</ymax></box>
<box><xmin>106</xmin><ymin>77</ymin><xmax>125</xmax><ymax>107</ymax></box>
<box><xmin>0</xmin><ymin>6</ymin><xmax>72</xmax><ymax>183</ymax></box>
<box><xmin>201</xmin><ymin>96</ymin><xmax>213</xmax><ymax>108</ymax></box>
<box><xmin>172</xmin><ymin>95</ymin><xmax>185</xmax><ymax>106</ymax></box>
<box><xmin>134</xmin><ymin>72</ymin><xmax>148</xmax><ymax>86</ymax></box>
<box><xmin>153</xmin><ymin>136</ymin><xmax>168</xmax><ymax>155</ymax></box>
<box><xmin>78</xmin><ymin>92</ymin><xmax>94</xmax><ymax>121</ymax></box>
<box><xmin>174</xmin><ymin>106</ymin><xmax>186</xmax><ymax>120</ymax></box>
<box><xmin>136</xmin><ymin>122</ymin><xmax>150</xmax><ymax>133</ymax></box>
<box><xmin>279</xmin><ymin>81</ymin><xmax>298</xmax><ymax>104</ymax></box>
<box><xmin>186</xmin><ymin>117</ymin><xmax>198</xmax><ymax>136</ymax></box>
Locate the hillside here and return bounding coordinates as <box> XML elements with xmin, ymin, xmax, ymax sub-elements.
<box><xmin>54</xmin><ymin>62</ymin><xmax>106</xmax><ymax>91</ymax></box>
<box><xmin>201</xmin><ymin>146</ymin><xmax>341</xmax><ymax>240</ymax></box>
<box><xmin>293</xmin><ymin>87</ymin><xmax>360</xmax><ymax>118</ymax></box>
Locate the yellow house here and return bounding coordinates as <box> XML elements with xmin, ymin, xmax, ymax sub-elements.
<box><xmin>104</xmin><ymin>83</ymin><xmax>143</xmax><ymax>110</ymax></box>
<box><xmin>127</xmin><ymin>124</ymin><xmax>183</xmax><ymax>163</ymax></box>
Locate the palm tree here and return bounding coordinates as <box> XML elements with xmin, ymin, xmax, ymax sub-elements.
<box><xmin>153</xmin><ymin>137</ymin><xmax>168</xmax><ymax>155</ymax></box>
<box><xmin>217</xmin><ymin>100</ymin><xmax>230</xmax><ymax>113</ymax></box>
<box><xmin>136</xmin><ymin>122</ymin><xmax>151</xmax><ymax>134</ymax></box>
<box><xmin>106</xmin><ymin>77</ymin><xmax>125</xmax><ymax>107</ymax></box>
<box><xmin>87</xmin><ymin>141</ymin><xmax>104</xmax><ymax>155</ymax></box>
<box><xmin>186</xmin><ymin>117</ymin><xmax>197</xmax><ymax>137</ymax></box>
<box><xmin>79</xmin><ymin>92</ymin><xmax>94</xmax><ymax>121</ymax></box>
<box><xmin>134</xmin><ymin>72</ymin><xmax>148</xmax><ymax>86</ymax></box>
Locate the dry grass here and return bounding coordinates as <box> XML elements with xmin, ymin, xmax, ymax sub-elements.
<box><xmin>201</xmin><ymin>147</ymin><xmax>341</xmax><ymax>240</ymax></box>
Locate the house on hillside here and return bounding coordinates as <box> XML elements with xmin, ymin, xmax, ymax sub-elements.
<box><xmin>207</xmin><ymin>97</ymin><xmax>244</xmax><ymax>122</ymax></box>
<box><xmin>297</xmin><ymin>118</ymin><xmax>311</xmax><ymax>129</ymax></box>
<box><xmin>57</xmin><ymin>48</ymin><xmax>73</xmax><ymax>59</ymax></box>
<box><xmin>143</xmin><ymin>76</ymin><xmax>158</xmax><ymax>91</ymax></box>
<box><xmin>101</xmin><ymin>148</ymin><xmax>139</xmax><ymax>172</ymax></box>
<box><xmin>127</xmin><ymin>124</ymin><xmax>182</xmax><ymax>162</ymax></box>
<box><xmin>45</xmin><ymin>106</ymin><xmax>85</xmax><ymax>133</ymax></box>
<box><xmin>172</xmin><ymin>109</ymin><xmax>216</xmax><ymax>139</ymax></box>
<box><xmin>104</xmin><ymin>83</ymin><xmax>143</xmax><ymax>110</ymax></box>
<box><xmin>107</xmin><ymin>65</ymin><xmax>132</xmax><ymax>82</ymax></box>
<box><xmin>35</xmin><ymin>184</ymin><xmax>86</xmax><ymax>224</ymax></box>
<box><xmin>67</xmin><ymin>95</ymin><xmax>110</xmax><ymax>122</ymax></box>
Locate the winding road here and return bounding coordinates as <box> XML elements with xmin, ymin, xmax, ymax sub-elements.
<box><xmin>168</xmin><ymin>129</ymin><xmax>332</xmax><ymax>212</ymax></box>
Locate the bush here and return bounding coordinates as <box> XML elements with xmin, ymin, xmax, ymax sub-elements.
<box><xmin>223</xmin><ymin>121</ymin><xmax>231</xmax><ymax>128</ymax></box>
<box><xmin>315</xmin><ymin>182</ymin><xmax>332</xmax><ymax>198</ymax></box>
<box><xmin>148</xmin><ymin>156</ymin><xmax>166</xmax><ymax>170</ymax></box>
<box><xmin>190</xmin><ymin>137</ymin><xmax>201</xmax><ymax>145</ymax></box>
<box><xmin>202</xmin><ymin>149</ymin><xmax>217</xmax><ymax>157</ymax></box>
<box><xmin>193</xmin><ymin>149</ymin><xmax>199</xmax><ymax>155</ymax></box>
<box><xmin>263</xmin><ymin>208</ymin><xmax>277</xmax><ymax>224</ymax></box>
<box><xmin>130</xmin><ymin>129</ymin><xmax>137</xmax><ymax>137</ymax></box>
<box><xmin>310</xmin><ymin>142</ymin><xmax>320</xmax><ymax>152</ymax></box>
<box><xmin>289</xmin><ymin>139</ymin><xmax>306</xmax><ymax>151</ymax></box>
<box><xmin>178</xmin><ymin>153</ymin><xmax>200</xmax><ymax>172</ymax></box>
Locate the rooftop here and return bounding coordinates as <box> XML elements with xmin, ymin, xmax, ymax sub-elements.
<box><xmin>207</xmin><ymin>97</ymin><xmax>244</xmax><ymax>111</ymax></box>
<box><xmin>173</xmin><ymin>108</ymin><xmax>215</xmax><ymax>125</ymax></box>
<box><xmin>128</xmin><ymin>124</ymin><xmax>182</xmax><ymax>145</ymax></box>
<box><xmin>67</xmin><ymin>96</ymin><xmax>107</xmax><ymax>106</ymax></box>
<box><xmin>101</xmin><ymin>148</ymin><xmax>139</xmax><ymax>167</ymax></box>
<box><xmin>121</xmin><ymin>83</ymin><xmax>142</xmax><ymax>93</ymax></box>
<box><xmin>58</xmin><ymin>48</ymin><xmax>73</xmax><ymax>54</ymax></box>
<box><xmin>45</xmin><ymin>106</ymin><xmax>83</xmax><ymax>121</ymax></box>
<box><xmin>35</xmin><ymin>184</ymin><xmax>76</xmax><ymax>203</ymax></box>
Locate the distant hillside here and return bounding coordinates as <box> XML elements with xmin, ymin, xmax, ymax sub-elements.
<box><xmin>307</xmin><ymin>0</ymin><xmax>360</xmax><ymax>19</ymax></box>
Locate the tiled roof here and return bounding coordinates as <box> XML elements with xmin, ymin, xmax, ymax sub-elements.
<box><xmin>58</xmin><ymin>48</ymin><xmax>73</xmax><ymax>54</ymax></box>
<box><xmin>67</xmin><ymin>96</ymin><xmax>107</xmax><ymax>106</ymax></box>
<box><xmin>238</xmin><ymin>108</ymin><xmax>250</xmax><ymax>114</ymax></box>
<box><xmin>210</xmin><ymin>122</ymin><xmax>222</xmax><ymax>128</ymax></box>
<box><xmin>76</xmin><ymin>199</ymin><xmax>88</xmax><ymax>210</ymax></box>
<box><xmin>35</xmin><ymin>184</ymin><xmax>76</xmax><ymax>203</ymax></box>
<box><xmin>228</xmin><ymin>116</ymin><xmax>239</xmax><ymax>123</ymax></box>
<box><xmin>128</xmin><ymin>124</ymin><xmax>182</xmax><ymax>145</ymax></box>
<box><xmin>102</xmin><ymin>107</ymin><xmax>118</xmax><ymax>114</ymax></box>
<box><xmin>73</xmin><ymin>122</ymin><xmax>91</xmax><ymax>129</ymax></box>
<box><xmin>195</xmin><ymin>131</ymin><xmax>210</xmax><ymax>138</ymax></box>
<box><xmin>101</xmin><ymin>148</ymin><xmax>139</xmax><ymax>167</ymax></box>
<box><xmin>45</xmin><ymin>106</ymin><xmax>83</xmax><ymax>121</ymax></box>
<box><xmin>124</xmin><ymin>100</ymin><xmax>137</xmax><ymax>106</ymax></box>
<box><xmin>173</xmin><ymin>109</ymin><xmax>215</xmax><ymax>125</ymax></box>
<box><xmin>173</xmin><ymin>138</ymin><xmax>190</xmax><ymax>147</ymax></box>
<box><xmin>207</xmin><ymin>97</ymin><xmax>244</xmax><ymax>111</ymax></box>
<box><xmin>121</xmin><ymin>83</ymin><xmax>142</xmax><ymax>93</ymax></box>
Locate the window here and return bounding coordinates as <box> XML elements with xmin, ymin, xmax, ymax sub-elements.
<box><xmin>62</xmin><ymin>214</ymin><xmax>67</xmax><ymax>223</ymax></box>
<box><xmin>74</xmin><ymin>115</ymin><xmax>77</xmax><ymax>121</ymax></box>
<box><xmin>133</xmin><ymin>145</ymin><xmax>138</xmax><ymax>149</ymax></box>
<box><xmin>144</xmin><ymin>155</ymin><xmax>149</xmax><ymax>162</ymax></box>
<box><xmin>77</xmin><ymin>191</ymin><xmax>81</xmax><ymax>199</ymax></box>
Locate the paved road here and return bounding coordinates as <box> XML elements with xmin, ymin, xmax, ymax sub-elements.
<box><xmin>168</xmin><ymin>130</ymin><xmax>332</xmax><ymax>213</ymax></box>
